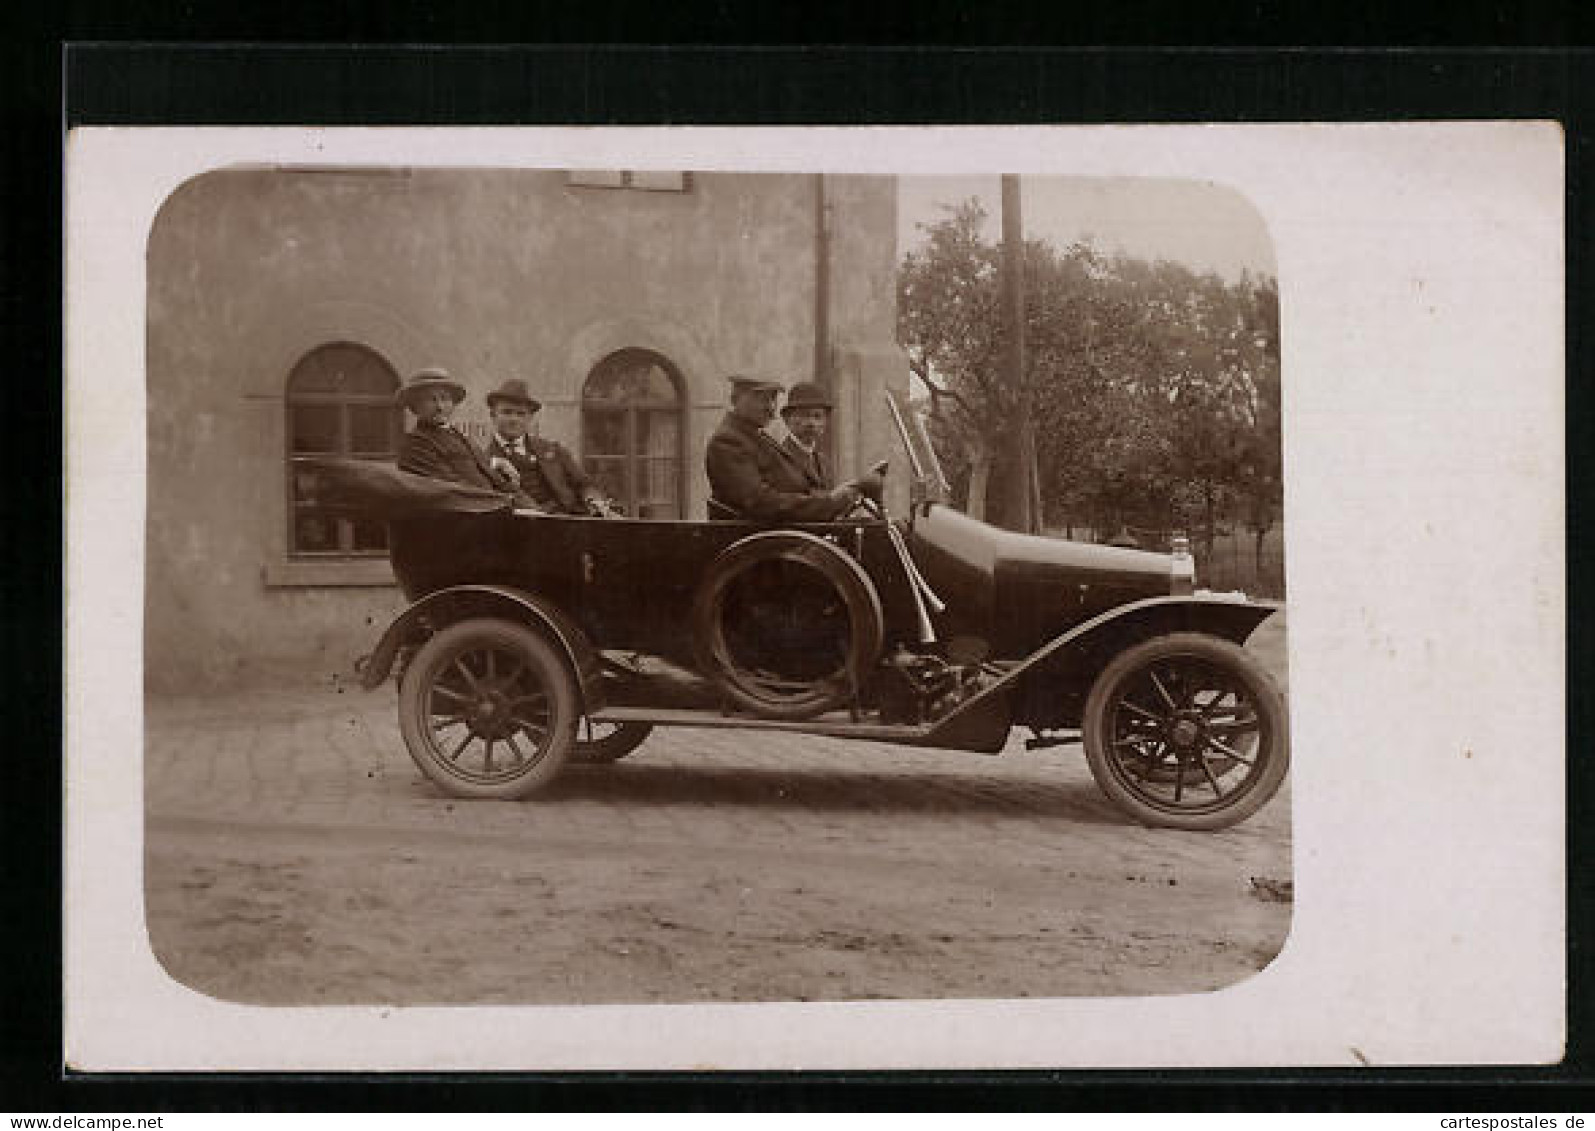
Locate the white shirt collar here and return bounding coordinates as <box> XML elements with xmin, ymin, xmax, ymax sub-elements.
<box><xmin>789</xmin><ymin>435</ymin><xmax>816</xmax><ymax>454</ymax></box>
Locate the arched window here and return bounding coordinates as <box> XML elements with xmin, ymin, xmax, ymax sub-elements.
<box><xmin>581</xmin><ymin>349</ymin><xmax>686</xmax><ymax>519</ymax></box>
<box><xmin>286</xmin><ymin>342</ymin><xmax>402</xmax><ymax>556</ymax></box>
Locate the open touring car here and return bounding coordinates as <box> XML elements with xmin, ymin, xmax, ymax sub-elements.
<box><xmin>312</xmin><ymin>391</ymin><xmax>1288</xmax><ymax>831</ymax></box>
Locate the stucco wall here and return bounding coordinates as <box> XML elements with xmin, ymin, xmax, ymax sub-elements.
<box><xmin>145</xmin><ymin>168</ymin><xmax>905</xmax><ymax>691</ymax></box>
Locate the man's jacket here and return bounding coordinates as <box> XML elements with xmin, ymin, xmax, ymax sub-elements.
<box><xmin>780</xmin><ymin>434</ymin><xmax>831</xmax><ymax>491</ymax></box>
<box><xmin>705</xmin><ymin>412</ymin><xmax>844</xmax><ymax>521</ymax></box>
<box><xmin>487</xmin><ymin>434</ymin><xmax>601</xmax><ymax>515</ymax></box>
<box><xmin>397</xmin><ymin>421</ymin><xmax>511</xmax><ymax>493</ymax></box>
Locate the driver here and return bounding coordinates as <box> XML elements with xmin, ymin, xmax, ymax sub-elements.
<box><xmin>705</xmin><ymin>375</ymin><xmax>879</xmax><ymax>521</ymax></box>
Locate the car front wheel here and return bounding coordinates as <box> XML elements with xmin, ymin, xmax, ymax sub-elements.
<box><xmin>397</xmin><ymin>617</ymin><xmax>579</xmax><ymax>799</ymax></box>
<box><xmin>1082</xmin><ymin>632</ymin><xmax>1288</xmax><ymax>831</ymax></box>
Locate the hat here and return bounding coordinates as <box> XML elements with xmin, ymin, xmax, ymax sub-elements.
<box><xmin>781</xmin><ymin>381</ymin><xmax>833</xmax><ymax>414</ymax></box>
<box><xmin>726</xmin><ymin>374</ymin><xmax>782</xmax><ymax>395</ymax></box>
<box><xmin>485</xmin><ymin>378</ymin><xmax>543</xmax><ymax>413</ymax></box>
<box><xmin>396</xmin><ymin>366</ymin><xmax>466</xmax><ymax>409</ymax></box>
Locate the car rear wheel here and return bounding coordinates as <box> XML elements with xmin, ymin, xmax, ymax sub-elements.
<box><xmin>397</xmin><ymin>617</ymin><xmax>578</xmax><ymax>799</ymax></box>
<box><xmin>1082</xmin><ymin>632</ymin><xmax>1288</xmax><ymax>831</ymax></box>
<box><xmin>571</xmin><ymin>720</ymin><xmax>653</xmax><ymax>764</ymax></box>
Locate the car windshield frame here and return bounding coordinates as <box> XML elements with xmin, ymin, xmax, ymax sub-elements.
<box><xmin>885</xmin><ymin>388</ymin><xmax>951</xmax><ymax>506</ymax></box>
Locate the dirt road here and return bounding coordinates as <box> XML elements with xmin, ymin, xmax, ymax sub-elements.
<box><xmin>144</xmin><ymin>619</ymin><xmax>1292</xmax><ymax>1005</ymax></box>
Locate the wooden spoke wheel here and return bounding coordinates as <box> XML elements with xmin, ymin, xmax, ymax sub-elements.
<box><xmin>1082</xmin><ymin>632</ymin><xmax>1288</xmax><ymax>831</ymax></box>
<box><xmin>571</xmin><ymin>720</ymin><xmax>654</xmax><ymax>764</ymax></box>
<box><xmin>397</xmin><ymin>618</ymin><xmax>578</xmax><ymax>799</ymax></box>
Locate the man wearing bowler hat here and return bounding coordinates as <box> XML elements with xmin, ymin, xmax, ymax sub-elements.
<box><xmin>485</xmin><ymin>378</ymin><xmax>614</xmax><ymax>517</ymax></box>
<box><xmin>778</xmin><ymin>381</ymin><xmax>834</xmax><ymax>492</ymax></box>
<box><xmin>705</xmin><ymin>375</ymin><xmax>874</xmax><ymax>521</ymax></box>
<box><xmin>395</xmin><ymin>366</ymin><xmax>521</xmax><ymax>497</ymax></box>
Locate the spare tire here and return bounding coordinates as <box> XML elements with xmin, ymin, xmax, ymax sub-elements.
<box><xmin>692</xmin><ymin>531</ymin><xmax>884</xmax><ymax>720</ymax></box>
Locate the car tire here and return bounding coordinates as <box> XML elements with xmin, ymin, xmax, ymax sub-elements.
<box><xmin>571</xmin><ymin>721</ymin><xmax>653</xmax><ymax>764</ymax></box>
<box><xmin>693</xmin><ymin>530</ymin><xmax>884</xmax><ymax>721</ymax></box>
<box><xmin>397</xmin><ymin>617</ymin><xmax>579</xmax><ymax>800</ymax></box>
<box><xmin>1082</xmin><ymin>632</ymin><xmax>1288</xmax><ymax>831</ymax></box>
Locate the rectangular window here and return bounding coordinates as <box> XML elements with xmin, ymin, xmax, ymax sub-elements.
<box><xmin>566</xmin><ymin>170</ymin><xmax>690</xmax><ymax>192</ymax></box>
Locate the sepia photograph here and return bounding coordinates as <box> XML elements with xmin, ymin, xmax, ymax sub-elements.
<box><xmin>64</xmin><ymin>124</ymin><xmax>1563</xmax><ymax>1070</ymax></box>
<box><xmin>138</xmin><ymin>163</ymin><xmax>1290</xmax><ymax>1006</ymax></box>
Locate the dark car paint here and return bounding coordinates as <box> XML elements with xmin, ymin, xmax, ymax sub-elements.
<box><xmin>359</xmin><ymin>583</ymin><xmax>609</xmax><ymax>710</ymax></box>
<box><xmin>906</xmin><ymin>505</ymin><xmax>1176</xmax><ymax>657</ymax></box>
<box><xmin>384</xmin><ymin>511</ymin><xmax>921</xmax><ymax>668</ymax></box>
<box><xmin>360</xmin><ymin>502</ymin><xmax>1276</xmax><ymax>754</ymax></box>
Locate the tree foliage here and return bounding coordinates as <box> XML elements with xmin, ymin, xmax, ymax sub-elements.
<box><xmin>896</xmin><ymin>199</ymin><xmax>1282</xmax><ymax>549</ymax></box>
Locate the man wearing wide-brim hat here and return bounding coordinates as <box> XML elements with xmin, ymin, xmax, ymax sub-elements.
<box><xmin>778</xmin><ymin>381</ymin><xmax>834</xmax><ymax>492</ymax></box>
<box><xmin>705</xmin><ymin>375</ymin><xmax>869</xmax><ymax>521</ymax></box>
<box><xmin>484</xmin><ymin>378</ymin><xmax>614</xmax><ymax>517</ymax></box>
<box><xmin>395</xmin><ymin>367</ymin><xmax>520</xmax><ymax>496</ymax></box>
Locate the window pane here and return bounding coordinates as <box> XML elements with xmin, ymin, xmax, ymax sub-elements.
<box><xmin>291</xmin><ymin>404</ymin><xmax>340</xmax><ymax>454</ymax></box>
<box><xmin>349</xmin><ymin>516</ymin><xmax>389</xmax><ymax>552</ymax></box>
<box><xmin>290</xmin><ymin>464</ymin><xmax>322</xmax><ymax>503</ymax></box>
<box><xmin>635</xmin><ymin>410</ymin><xmax>679</xmax><ymax>457</ymax></box>
<box><xmin>294</xmin><ymin>509</ymin><xmax>338</xmax><ymax>553</ymax></box>
<box><xmin>583</xmin><ymin>410</ymin><xmax>627</xmax><ymax>456</ymax></box>
<box><xmin>349</xmin><ymin>404</ymin><xmax>400</xmax><ymax>454</ymax></box>
<box><xmin>583</xmin><ymin>457</ymin><xmax>628</xmax><ymax>504</ymax></box>
<box><xmin>288</xmin><ymin>343</ymin><xmax>398</xmax><ymax>397</ymax></box>
<box><xmin>584</xmin><ymin>354</ymin><xmax>679</xmax><ymax>404</ymax></box>
<box><xmin>640</xmin><ymin>458</ymin><xmax>679</xmax><ymax>505</ymax></box>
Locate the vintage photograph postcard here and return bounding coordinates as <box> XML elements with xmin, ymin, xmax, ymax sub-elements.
<box><xmin>64</xmin><ymin>124</ymin><xmax>1563</xmax><ymax>1070</ymax></box>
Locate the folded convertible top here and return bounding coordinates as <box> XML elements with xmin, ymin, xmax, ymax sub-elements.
<box><xmin>299</xmin><ymin>458</ymin><xmax>514</xmax><ymax>517</ymax></box>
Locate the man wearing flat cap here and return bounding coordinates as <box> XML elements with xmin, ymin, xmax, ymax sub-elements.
<box><xmin>778</xmin><ymin>381</ymin><xmax>834</xmax><ymax>492</ymax></box>
<box><xmin>395</xmin><ymin>367</ymin><xmax>519</xmax><ymax>495</ymax></box>
<box><xmin>705</xmin><ymin>376</ymin><xmax>867</xmax><ymax>521</ymax></box>
<box><xmin>485</xmin><ymin>378</ymin><xmax>614</xmax><ymax>517</ymax></box>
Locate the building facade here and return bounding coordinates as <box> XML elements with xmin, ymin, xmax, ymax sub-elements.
<box><xmin>145</xmin><ymin>167</ymin><xmax>907</xmax><ymax>691</ymax></box>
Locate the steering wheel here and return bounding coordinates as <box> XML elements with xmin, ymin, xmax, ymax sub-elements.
<box><xmin>843</xmin><ymin>494</ymin><xmax>886</xmax><ymax>521</ymax></box>
<box><xmin>839</xmin><ymin>460</ymin><xmax>889</xmax><ymax>520</ymax></box>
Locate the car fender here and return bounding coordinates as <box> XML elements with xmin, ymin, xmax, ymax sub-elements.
<box><xmin>358</xmin><ymin>584</ymin><xmax>606</xmax><ymax>711</ymax></box>
<box><xmin>1039</xmin><ymin>593</ymin><xmax>1282</xmax><ymax>661</ymax></box>
<box><xmin>928</xmin><ymin>594</ymin><xmax>1282</xmax><ymax>738</ymax></box>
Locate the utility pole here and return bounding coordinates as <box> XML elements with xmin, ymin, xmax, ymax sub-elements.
<box><xmin>1000</xmin><ymin>174</ymin><xmax>1038</xmax><ymax>533</ymax></box>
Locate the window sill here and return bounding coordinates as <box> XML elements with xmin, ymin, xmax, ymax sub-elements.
<box><xmin>264</xmin><ymin>558</ymin><xmax>397</xmax><ymax>588</ymax></box>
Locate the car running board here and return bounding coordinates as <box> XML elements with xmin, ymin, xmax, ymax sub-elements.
<box><xmin>589</xmin><ymin>705</ymin><xmax>933</xmax><ymax>743</ymax></box>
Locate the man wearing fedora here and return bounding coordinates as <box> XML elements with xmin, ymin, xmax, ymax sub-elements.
<box><xmin>778</xmin><ymin>381</ymin><xmax>834</xmax><ymax>492</ymax></box>
<box><xmin>484</xmin><ymin>378</ymin><xmax>614</xmax><ymax>517</ymax></box>
<box><xmin>395</xmin><ymin>366</ymin><xmax>522</xmax><ymax>497</ymax></box>
<box><xmin>705</xmin><ymin>376</ymin><xmax>875</xmax><ymax>521</ymax></box>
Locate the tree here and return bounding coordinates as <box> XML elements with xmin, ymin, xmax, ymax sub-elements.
<box><xmin>898</xmin><ymin>203</ymin><xmax>1282</xmax><ymax>567</ymax></box>
<box><xmin>897</xmin><ymin>200</ymin><xmax>1109</xmax><ymax>528</ymax></box>
<box><xmin>896</xmin><ymin>200</ymin><xmax>1006</xmax><ymax>519</ymax></box>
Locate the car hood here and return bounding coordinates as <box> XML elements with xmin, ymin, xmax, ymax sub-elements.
<box><xmin>910</xmin><ymin>504</ymin><xmax>1172</xmax><ymax>584</ymax></box>
<box><xmin>907</xmin><ymin>504</ymin><xmax>1174</xmax><ymax>655</ymax></box>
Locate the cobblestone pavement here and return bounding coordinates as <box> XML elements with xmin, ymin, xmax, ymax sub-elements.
<box><xmin>144</xmin><ymin>654</ymin><xmax>1292</xmax><ymax>1004</ymax></box>
<box><xmin>147</xmin><ymin>683</ymin><xmax>1291</xmax><ymax>873</ymax></box>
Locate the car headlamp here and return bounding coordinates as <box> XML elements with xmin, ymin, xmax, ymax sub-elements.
<box><xmin>1170</xmin><ymin>533</ymin><xmax>1196</xmax><ymax>595</ymax></box>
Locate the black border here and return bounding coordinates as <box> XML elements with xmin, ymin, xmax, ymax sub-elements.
<box><xmin>10</xmin><ymin>39</ymin><xmax>1591</xmax><ymax>1111</ymax></box>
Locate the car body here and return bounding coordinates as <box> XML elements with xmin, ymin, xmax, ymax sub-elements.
<box><xmin>315</xmin><ymin>395</ymin><xmax>1288</xmax><ymax>830</ymax></box>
